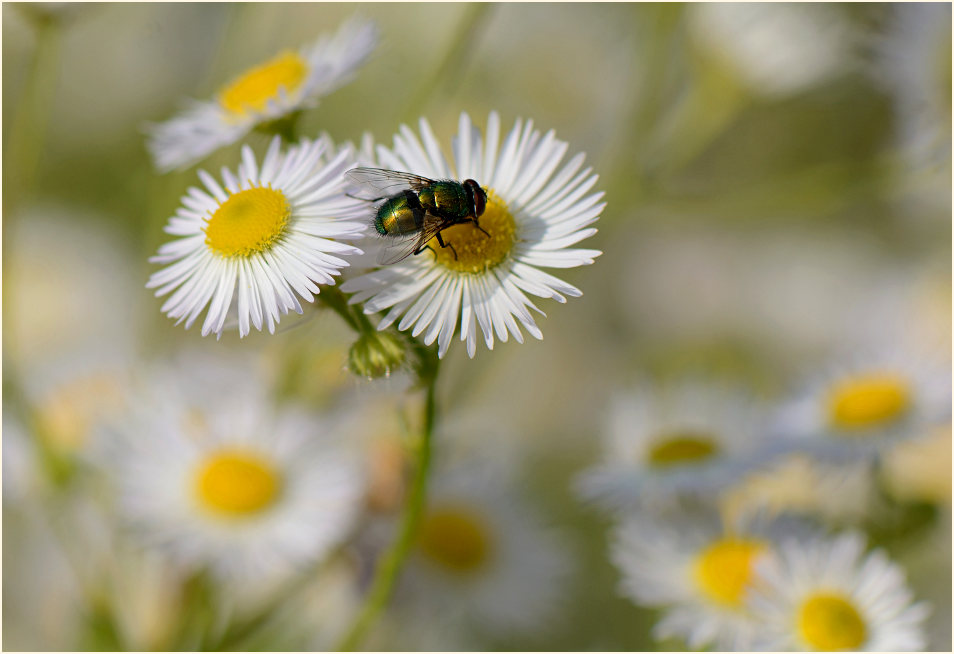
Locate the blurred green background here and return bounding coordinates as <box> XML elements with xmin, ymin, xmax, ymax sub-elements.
<box><xmin>3</xmin><ymin>3</ymin><xmax>951</xmax><ymax>651</ymax></box>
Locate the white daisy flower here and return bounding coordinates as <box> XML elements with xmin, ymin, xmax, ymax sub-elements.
<box><xmin>388</xmin><ymin>453</ymin><xmax>571</xmax><ymax>643</ymax></box>
<box><xmin>611</xmin><ymin>508</ymin><xmax>810</xmax><ymax>650</ymax></box>
<box><xmin>775</xmin><ymin>345</ymin><xmax>951</xmax><ymax>462</ymax></box>
<box><xmin>105</xmin><ymin>359</ymin><xmax>364</xmax><ymax>585</ymax></box>
<box><xmin>872</xmin><ymin>3</ymin><xmax>952</xmax><ymax>172</ymax></box>
<box><xmin>20</xmin><ymin>349</ymin><xmax>131</xmax><ymax>462</ymax></box>
<box><xmin>147</xmin><ymin>135</ymin><xmax>367</xmax><ymax>338</ymax></box>
<box><xmin>748</xmin><ymin>531</ymin><xmax>930</xmax><ymax>651</ymax></box>
<box><xmin>722</xmin><ymin>455</ymin><xmax>879</xmax><ymax>527</ymax></box>
<box><xmin>688</xmin><ymin>3</ymin><xmax>851</xmax><ymax>98</ymax></box>
<box><xmin>146</xmin><ymin>18</ymin><xmax>378</xmax><ymax>171</ymax></box>
<box><xmin>340</xmin><ymin>111</ymin><xmax>604</xmax><ymax>359</ymax></box>
<box><xmin>576</xmin><ymin>381</ymin><xmax>770</xmax><ymax>512</ymax></box>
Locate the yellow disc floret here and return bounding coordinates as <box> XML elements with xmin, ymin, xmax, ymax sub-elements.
<box><xmin>827</xmin><ymin>373</ymin><xmax>911</xmax><ymax>431</ymax></box>
<box><xmin>693</xmin><ymin>538</ymin><xmax>766</xmax><ymax>607</ymax></box>
<box><xmin>195</xmin><ymin>449</ymin><xmax>282</xmax><ymax>517</ymax></box>
<box><xmin>430</xmin><ymin>190</ymin><xmax>516</xmax><ymax>274</ymax></box>
<box><xmin>418</xmin><ymin>504</ymin><xmax>493</xmax><ymax>573</ymax></box>
<box><xmin>798</xmin><ymin>592</ymin><xmax>867</xmax><ymax>650</ymax></box>
<box><xmin>648</xmin><ymin>432</ymin><xmax>720</xmax><ymax>467</ymax></box>
<box><xmin>204</xmin><ymin>186</ymin><xmax>291</xmax><ymax>258</ymax></box>
<box><xmin>219</xmin><ymin>51</ymin><xmax>308</xmax><ymax>118</ymax></box>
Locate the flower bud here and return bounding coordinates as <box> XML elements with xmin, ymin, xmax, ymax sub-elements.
<box><xmin>347</xmin><ymin>331</ymin><xmax>406</xmax><ymax>380</ymax></box>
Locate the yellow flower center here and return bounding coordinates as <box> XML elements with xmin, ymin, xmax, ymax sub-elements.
<box><xmin>798</xmin><ymin>593</ymin><xmax>867</xmax><ymax>651</ymax></box>
<box><xmin>827</xmin><ymin>373</ymin><xmax>911</xmax><ymax>431</ymax></box>
<box><xmin>647</xmin><ymin>431</ymin><xmax>720</xmax><ymax>467</ymax></box>
<box><xmin>195</xmin><ymin>450</ymin><xmax>282</xmax><ymax>517</ymax></box>
<box><xmin>204</xmin><ymin>186</ymin><xmax>291</xmax><ymax>258</ymax></box>
<box><xmin>692</xmin><ymin>538</ymin><xmax>766</xmax><ymax>607</ymax></box>
<box><xmin>430</xmin><ymin>190</ymin><xmax>516</xmax><ymax>274</ymax></box>
<box><xmin>218</xmin><ymin>51</ymin><xmax>308</xmax><ymax>118</ymax></box>
<box><xmin>418</xmin><ymin>504</ymin><xmax>493</xmax><ymax>573</ymax></box>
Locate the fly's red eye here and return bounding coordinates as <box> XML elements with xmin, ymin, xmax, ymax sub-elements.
<box><xmin>465</xmin><ymin>179</ymin><xmax>486</xmax><ymax>217</ymax></box>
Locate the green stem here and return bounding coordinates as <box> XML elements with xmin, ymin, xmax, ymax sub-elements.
<box><xmin>402</xmin><ymin>3</ymin><xmax>495</xmax><ymax>120</ymax></box>
<box><xmin>335</xmin><ymin>352</ymin><xmax>440</xmax><ymax>651</ymax></box>
<box><xmin>316</xmin><ymin>286</ymin><xmax>375</xmax><ymax>334</ymax></box>
<box><xmin>4</xmin><ymin>10</ymin><xmax>64</xmax><ymax>359</ymax></box>
<box><xmin>4</xmin><ymin>9</ymin><xmax>63</xmax><ymax>216</ymax></box>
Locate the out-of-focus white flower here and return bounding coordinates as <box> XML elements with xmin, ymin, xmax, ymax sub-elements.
<box><xmin>576</xmin><ymin>381</ymin><xmax>770</xmax><ymax>512</ymax></box>
<box><xmin>20</xmin><ymin>351</ymin><xmax>131</xmax><ymax>462</ymax></box>
<box><xmin>872</xmin><ymin>3</ymin><xmax>952</xmax><ymax>172</ymax></box>
<box><xmin>5</xmin><ymin>207</ymin><xmax>143</xmax><ymax>370</ymax></box>
<box><xmin>341</xmin><ymin>111</ymin><xmax>603</xmax><ymax>359</ymax></box>
<box><xmin>106</xmin><ymin>356</ymin><xmax>365</xmax><ymax>586</ymax></box>
<box><xmin>774</xmin><ymin>343</ymin><xmax>951</xmax><ymax>462</ymax></box>
<box><xmin>611</xmin><ymin>508</ymin><xmax>811</xmax><ymax>650</ymax></box>
<box><xmin>387</xmin><ymin>452</ymin><xmax>571</xmax><ymax>645</ymax></box>
<box><xmin>688</xmin><ymin>3</ymin><xmax>851</xmax><ymax>98</ymax></box>
<box><xmin>749</xmin><ymin>531</ymin><xmax>929</xmax><ymax>651</ymax></box>
<box><xmin>147</xmin><ymin>136</ymin><xmax>366</xmax><ymax>338</ymax></box>
<box><xmin>721</xmin><ymin>454</ymin><xmax>878</xmax><ymax>527</ymax></box>
<box><xmin>147</xmin><ymin>18</ymin><xmax>377</xmax><ymax>171</ymax></box>
<box><xmin>882</xmin><ymin>423</ymin><xmax>952</xmax><ymax>505</ymax></box>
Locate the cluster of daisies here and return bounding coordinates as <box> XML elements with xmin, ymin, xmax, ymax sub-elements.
<box><xmin>145</xmin><ymin>18</ymin><xmax>603</xmax><ymax>361</ymax></box>
<box><xmin>4</xmin><ymin>348</ymin><xmax>572</xmax><ymax>650</ymax></box>
<box><xmin>574</xmin><ymin>325</ymin><xmax>950</xmax><ymax>650</ymax></box>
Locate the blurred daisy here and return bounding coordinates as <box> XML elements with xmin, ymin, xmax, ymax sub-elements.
<box><xmin>21</xmin><ymin>352</ymin><xmax>130</xmax><ymax>462</ymax></box>
<box><xmin>389</xmin><ymin>454</ymin><xmax>570</xmax><ymax>643</ymax></box>
<box><xmin>688</xmin><ymin>3</ymin><xmax>851</xmax><ymax>98</ymax></box>
<box><xmin>775</xmin><ymin>346</ymin><xmax>951</xmax><ymax>461</ymax></box>
<box><xmin>611</xmin><ymin>508</ymin><xmax>808</xmax><ymax>650</ymax></box>
<box><xmin>147</xmin><ymin>18</ymin><xmax>378</xmax><ymax>171</ymax></box>
<box><xmin>108</xmin><ymin>360</ymin><xmax>364</xmax><ymax>585</ymax></box>
<box><xmin>576</xmin><ymin>381</ymin><xmax>769</xmax><ymax>512</ymax></box>
<box><xmin>5</xmin><ymin>207</ymin><xmax>143</xmax><ymax>370</ymax></box>
<box><xmin>722</xmin><ymin>455</ymin><xmax>878</xmax><ymax>527</ymax></box>
<box><xmin>748</xmin><ymin>531</ymin><xmax>929</xmax><ymax>651</ymax></box>
<box><xmin>872</xmin><ymin>3</ymin><xmax>952</xmax><ymax>171</ymax></box>
<box><xmin>147</xmin><ymin>135</ymin><xmax>367</xmax><ymax>338</ymax></box>
<box><xmin>882</xmin><ymin>423</ymin><xmax>952</xmax><ymax>506</ymax></box>
<box><xmin>340</xmin><ymin>111</ymin><xmax>604</xmax><ymax>359</ymax></box>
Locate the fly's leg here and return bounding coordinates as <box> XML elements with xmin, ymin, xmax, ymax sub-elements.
<box><xmin>436</xmin><ymin>232</ymin><xmax>458</xmax><ymax>260</ymax></box>
<box><xmin>346</xmin><ymin>193</ymin><xmax>388</xmax><ymax>201</ymax></box>
<box><xmin>471</xmin><ymin>218</ymin><xmax>491</xmax><ymax>239</ymax></box>
<box><xmin>415</xmin><ymin>243</ymin><xmax>439</xmax><ymax>261</ymax></box>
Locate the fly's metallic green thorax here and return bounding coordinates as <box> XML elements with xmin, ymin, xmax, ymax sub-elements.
<box><xmin>417</xmin><ymin>181</ymin><xmax>473</xmax><ymax>223</ymax></box>
<box><xmin>374</xmin><ymin>190</ymin><xmax>425</xmax><ymax>236</ymax></box>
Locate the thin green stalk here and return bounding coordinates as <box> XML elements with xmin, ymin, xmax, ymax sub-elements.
<box><xmin>4</xmin><ymin>9</ymin><xmax>64</xmax><ymax>216</ymax></box>
<box><xmin>335</xmin><ymin>353</ymin><xmax>440</xmax><ymax>651</ymax></box>
<box><xmin>4</xmin><ymin>10</ymin><xmax>65</xmax><ymax>360</ymax></box>
<box><xmin>402</xmin><ymin>3</ymin><xmax>495</xmax><ymax>121</ymax></box>
<box><xmin>316</xmin><ymin>285</ymin><xmax>375</xmax><ymax>334</ymax></box>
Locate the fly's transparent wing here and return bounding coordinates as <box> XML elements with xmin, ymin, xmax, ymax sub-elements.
<box><xmin>345</xmin><ymin>167</ymin><xmax>435</xmax><ymax>199</ymax></box>
<box><xmin>377</xmin><ymin>213</ymin><xmax>449</xmax><ymax>265</ymax></box>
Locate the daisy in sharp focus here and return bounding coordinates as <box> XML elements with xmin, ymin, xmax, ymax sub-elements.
<box><xmin>340</xmin><ymin>111</ymin><xmax>604</xmax><ymax>359</ymax></box>
<box><xmin>105</xmin><ymin>356</ymin><xmax>364</xmax><ymax>587</ymax></box>
<box><xmin>611</xmin><ymin>507</ymin><xmax>810</xmax><ymax>651</ymax></box>
<box><xmin>147</xmin><ymin>135</ymin><xmax>368</xmax><ymax>338</ymax></box>
<box><xmin>748</xmin><ymin>531</ymin><xmax>930</xmax><ymax>651</ymax></box>
<box><xmin>575</xmin><ymin>381</ymin><xmax>771</xmax><ymax>513</ymax></box>
<box><xmin>147</xmin><ymin>18</ymin><xmax>378</xmax><ymax>172</ymax></box>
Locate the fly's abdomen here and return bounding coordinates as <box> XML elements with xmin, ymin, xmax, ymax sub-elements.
<box><xmin>375</xmin><ymin>191</ymin><xmax>425</xmax><ymax>236</ymax></box>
